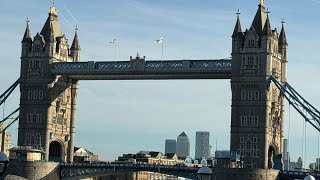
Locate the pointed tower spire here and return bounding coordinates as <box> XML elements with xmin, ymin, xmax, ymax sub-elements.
<box><xmin>71</xmin><ymin>25</ymin><xmax>80</xmax><ymax>50</ymax></box>
<box><xmin>232</xmin><ymin>9</ymin><xmax>243</xmax><ymax>38</ymax></box>
<box><xmin>22</xmin><ymin>17</ymin><xmax>32</xmax><ymax>43</ymax></box>
<box><xmin>41</xmin><ymin>3</ymin><xmax>63</xmax><ymax>42</ymax></box>
<box><xmin>263</xmin><ymin>10</ymin><xmax>272</xmax><ymax>36</ymax></box>
<box><xmin>251</xmin><ymin>2</ymin><xmax>267</xmax><ymax>36</ymax></box>
<box><xmin>279</xmin><ymin>19</ymin><xmax>288</xmax><ymax>45</ymax></box>
<box><xmin>70</xmin><ymin>25</ymin><xmax>81</xmax><ymax>62</ymax></box>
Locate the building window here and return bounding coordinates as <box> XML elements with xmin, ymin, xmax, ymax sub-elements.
<box><xmin>35</xmin><ymin>44</ymin><xmax>42</xmax><ymax>52</ymax></box>
<box><xmin>247</xmin><ymin>56</ymin><xmax>254</xmax><ymax>65</ymax></box>
<box><xmin>248</xmin><ymin>39</ymin><xmax>255</xmax><ymax>48</ymax></box>
<box><xmin>32</xmin><ymin>114</ymin><xmax>37</xmax><ymax>123</ymax></box>
<box><xmin>240</xmin><ymin>116</ymin><xmax>259</xmax><ymax>127</ymax></box>
<box><xmin>29</xmin><ymin>60</ymin><xmax>42</xmax><ymax>68</ymax></box>
<box><xmin>240</xmin><ymin>137</ymin><xmax>244</xmax><ymax>143</ymax></box>
<box><xmin>253</xmin><ymin>137</ymin><xmax>258</xmax><ymax>143</ymax></box>
<box><xmin>36</xmin><ymin>114</ymin><xmax>42</xmax><ymax>123</ymax></box>
<box><xmin>27</xmin><ymin>91</ymin><xmax>44</xmax><ymax>100</ymax></box>
<box><xmin>240</xmin><ymin>144</ymin><xmax>244</xmax><ymax>149</ymax></box>
<box><xmin>36</xmin><ymin>133</ymin><xmax>41</xmax><ymax>145</ymax></box>
<box><xmin>253</xmin><ymin>144</ymin><xmax>257</xmax><ymax>150</ymax></box>
<box><xmin>27</xmin><ymin>114</ymin><xmax>32</xmax><ymax>123</ymax></box>
<box><xmin>39</xmin><ymin>91</ymin><xmax>43</xmax><ymax>99</ymax></box>
<box><xmin>25</xmin><ymin>133</ymin><xmax>30</xmax><ymax>145</ymax></box>
<box><xmin>255</xmin><ymin>91</ymin><xmax>259</xmax><ymax>100</ymax></box>
<box><xmin>33</xmin><ymin>91</ymin><xmax>39</xmax><ymax>100</ymax></box>
<box><xmin>26</xmin><ymin>114</ymin><xmax>42</xmax><ymax>123</ymax></box>
<box><xmin>241</xmin><ymin>90</ymin><xmax>260</xmax><ymax>101</ymax></box>
<box><xmin>28</xmin><ymin>91</ymin><xmax>33</xmax><ymax>99</ymax></box>
<box><xmin>253</xmin><ymin>116</ymin><xmax>259</xmax><ymax>126</ymax></box>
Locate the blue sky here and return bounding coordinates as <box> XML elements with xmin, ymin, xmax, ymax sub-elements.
<box><xmin>1</xmin><ymin>0</ymin><xmax>320</xmax><ymax>166</ymax></box>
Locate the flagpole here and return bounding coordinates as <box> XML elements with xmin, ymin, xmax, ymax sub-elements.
<box><xmin>161</xmin><ymin>41</ymin><xmax>163</xmax><ymax>61</ymax></box>
<box><xmin>115</xmin><ymin>41</ymin><xmax>117</xmax><ymax>61</ymax></box>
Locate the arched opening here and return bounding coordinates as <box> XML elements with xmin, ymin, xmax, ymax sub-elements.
<box><xmin>49</xmin><ymin>141</ymin><xmax>62</xmax><ymax>162</ymax></box>
<box><xmin>268</xmin><ymin>146</ymin><xmax>276</xmax><ymax>169</ymax></box>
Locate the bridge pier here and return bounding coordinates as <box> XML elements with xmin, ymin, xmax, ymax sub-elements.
<box><xmin>67</xmin><ymin>81</ymin><xmax>78</xmax><ymax>163</ymax></box>
<box><xmin>213</xmin><ymin>168</ymin><xmax>280</xmax><ymax>180</ymax></box>
<box><xmin>4</xmin><ymin>161</ymin><xmax>60</xmax><ymax>180</ymax></box>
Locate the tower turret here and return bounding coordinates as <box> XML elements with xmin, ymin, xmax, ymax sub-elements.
<box><xmin>232</xmin><ymin>10</ymin><xmax>244</xmax><ymax>53</ymax></box>
<box><xmin>260</xmin><ymin>13</ymin><xmax>273</xmax><ymax>53</ymax></box>
<box><xmin>21</xmin><ymin>17</ymin><xmax>33</xmax><ymax>57</ymax></box>
<box><xmin>70</xmin><ymin>26</ymin><xmax>81</xmax><ymax>62</ymax></box>
<box><xmin>262</xmin><ymin>14</ymin><xmax>272</xmax><ymax>36</ymax></box>
<box><xmin>278</xmin><ymin>21</ymin><xmax>288</xmax><ymax>48</ymax></box>
<box><xmin>279</xmin><ymin>20</ymin><xmax>288</xmax><ymax>83</ymax></box>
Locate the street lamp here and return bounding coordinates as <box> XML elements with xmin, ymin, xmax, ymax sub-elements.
<box><xmin>304</xmin><ymin>175</ymin><xmax>315</xmax><ymax>180</ymax></box>
<box><xmin>0</xmin><ymin>151</ymin><xmax>9</xmax><ymax>177</ymax></box>
<box><xmin>197</xmin><ymin>166</ymin><xmax>212</xmax><ymax>180</ymax></box>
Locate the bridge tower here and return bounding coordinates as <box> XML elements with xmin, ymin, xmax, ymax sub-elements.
<box><xmin>19</xmin><ymin>5</ymin><xmax>80</xmax><ymax>162</ymax></box>
<box><xmin>230</xmin><ymin>1</ymin><xmax>288</xmax><ymax>169</ymax></box>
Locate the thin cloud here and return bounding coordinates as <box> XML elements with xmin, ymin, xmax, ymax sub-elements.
<box><xmin>311</xmin><ymin>0</ymin><xmax>320</xmax><ymax>4</ymax></box>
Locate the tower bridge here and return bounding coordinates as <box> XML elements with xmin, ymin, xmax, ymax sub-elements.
<box><xmin>1</xmin><ymin>1</ymin><xmax>320</xmax><ymax>180</ymax></box>
<box><xmin>5</xmin><ymin>0</ymin><xmax>288</xmax><ymax>170</ymax></box>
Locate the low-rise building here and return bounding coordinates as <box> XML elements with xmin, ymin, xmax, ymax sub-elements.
<box><xmin>9</xmin><ymin>146</ymin><xmax>45</xmax><ymax>161</ymax></box>
<box><xmin>74</xmin><ymin>147</ymin><xmax>98</xmax><ymax>162</ymax></box>
<box><xmin>118</xmin><ymin>151</ymin><xmax>183</xmax><ymax>165</ymax></box>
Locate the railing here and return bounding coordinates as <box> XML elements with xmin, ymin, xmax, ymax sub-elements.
<box><xmin>60</xmin><ymin>163</ymin><xmax>199</xmax><ymax>179</ymax></box>
<box><xmin>280</xmin><ymin>170</ymin><xmax>320</xmax><ymax>179</ymax></box>
<box><xmin>50</xmin><ymin>59</ymin><xmax>232</xmax><ymax>74</ymax></box>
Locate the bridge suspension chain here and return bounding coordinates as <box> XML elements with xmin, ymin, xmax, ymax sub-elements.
<box><xmin>0</xmin><ymin>78</ymin><xmax>19</xmax><ymax>106</ymax></box>
<box><xmin>269</xmin><ymin>76</ymin><xmax>320</xmax><ymax>132</ymax></box>
<box><xmin>0</xmin><ymin>78</ymin><xmax>20</xmax><ymax>133</ymax></box>
<box><xmin>0</xmin><ymin>108</ymin><xmax>19</xmax><ymax>134</ymax></box>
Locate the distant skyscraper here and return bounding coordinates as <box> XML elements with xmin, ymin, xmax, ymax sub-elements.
<box><xmin>176</xmin><ymin>132</ymin><xmax>190</xmax><ymax>158</ymax></box>
<box><xmin>195</xmin><ymin>131</ymin><xmax>210</xmax><ymax>159</ymax></box>
<box><xmin>283</xmin><ymin>139</ymin><xmax>290</xmax><ymax>170</ymax></box>
<box><xmin>165</xmin><ymin>139</ymin><xmax>176</xmax><ymax>154</ymax></box>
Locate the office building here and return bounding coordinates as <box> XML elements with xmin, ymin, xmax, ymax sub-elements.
<box><xmin>176</xmin><ymin>132</ymin><xmax>190</xmax><ymax>158</ymax></box>
<box><xmin>165</xmin><ymin>139</ymin><xmax>176</xmax><ymax>154</ymax></box>
<box><xmin>195</xmin><ymin>131</ymin><xmax>210</xmax><ymax>159</ymax></box>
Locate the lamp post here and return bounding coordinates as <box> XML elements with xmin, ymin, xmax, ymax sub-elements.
<box><xmin>0</xmin><ymin>151</ymin><xmax>9</xmax><ymax>178</ymax></box>
<box><xmin>304</xmin><ymin>175</ymin><xmax>315</xmax><ymax>180</ymax></box>
<box><xmin>197</xmin><ymin>166</ymin><xmax>212</xmax><ymax>180</ymax></box>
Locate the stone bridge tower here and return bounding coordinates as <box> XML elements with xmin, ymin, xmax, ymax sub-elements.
<box><xmin>230</xmin><ymin>1</ymin><xmax>288</xmax><ymax>169</ymax></box>
<box><xmin>19</xmin><ymin>5</ymin><xmax>80</xmax><ymax>162</ymax></box>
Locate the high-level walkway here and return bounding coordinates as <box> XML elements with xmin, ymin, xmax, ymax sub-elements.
<box><xmin>50</xmin><ymin>59</ymin><xmax>232</xmax><ymax>80</ymax></box>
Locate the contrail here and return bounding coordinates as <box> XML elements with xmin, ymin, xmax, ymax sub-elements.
<box><xmin>59</xmin><ymin>10</ymin><xmax>74</xmax><ymax>29</ymax></box>
<box><xmin>64</xmin><ymin>5</ymin><xmax>79</xmax><ymax>25</ymax></box>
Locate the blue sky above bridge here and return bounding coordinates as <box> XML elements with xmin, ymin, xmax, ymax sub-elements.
<box><xmin>1</xmin><ymin>0</ymin><xmax>320</xmax><ymax>166</ymax></box>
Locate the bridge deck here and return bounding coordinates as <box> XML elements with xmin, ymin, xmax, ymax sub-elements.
<box><xmin>50</xmin><ymin>59</ymin><xmax>232</xmax><ymax>80</ymax></box>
